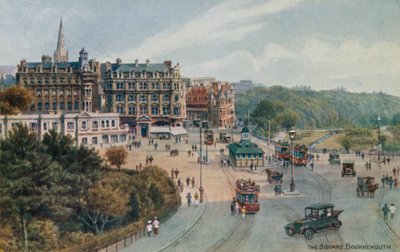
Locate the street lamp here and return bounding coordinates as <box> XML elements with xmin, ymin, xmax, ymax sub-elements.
<box><xmin>377</xmin><ymin>116</ymin><xmax>381</xmax><ymax>162</ymax></box>
<box><xmin>288</xmin><ymin>127</ymin><xmax>296</xmax><ymax>192</ymax></box>
<box><xmin>199</xmin><ymin>127</ymin><xmax>204</xmax><ymax>203</ymax></box>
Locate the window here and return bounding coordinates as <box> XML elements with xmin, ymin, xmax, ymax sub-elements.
<box><xmin>82</xmin><ymin>121</ymin><xmax>87</xmax><ymax>130</ymax></box>
<box><xmin>107</xmin><ymin>95</ymin><xmax>112</xmax><ymax>104</ymax></box>
<box><xmin>29</xmin><ymin>123</ymin><xmax>38</xmax><ymax>132</ymax></box>
<box><xmin>248</xmin><ymin>154</ymin><xmax>251</xmax><ymax>158</ymax></box>
<box><xmin>111</xmin><ymin>135</ymin><xmax>118</xmax><ymax>143</ymax></box>
<box><xmin>93</xmin><ymin>121</ymin><xmax>98</xmax><ymax>129</ymax></box>
<box><xmin>162</xmin><ymin>106</ymin><xmax>170</xmax><ymax>115</ymax></box>
<box><xmin>45</xmin><ymin>102</ymin><xmax>50</xmax><ymax>110</ymax></box>
<box><xmin>106</xmin><ymin>83</ymin><xmax>112</xmax><ymax>90</ymax></box>
<box><xmin>45</xmin><ymin>91</ymin><xmax>49</xmax><ymax>96</ymax></box>
<box><xmin>173</xmin><ymin>107</ymin><xmax>180</xmax><ymax>116</ymax></box>
<box><xmin>37</xmin><ymin>91</ymin><xmax>41</xmax><ymax>97</ymax></box>
<box><xmin>140</xmin><ymin>106</ymin><xmax>147</xmax><ymax>115</ymax></box>
<box><xmin>151</xmin><ymin>82</ymin><xmax>159</xmax><ymax>89</ymax></box>
<box><xmin>82</xmin><ymin>137</ymin><xmax>88</xmax><ymax>144</ymax></box>
<box><xmin>139</xmin><ymin>82</ymin><xmax>147</xmax><ymax>89</ymax></box>
<box><xmin>128</xmin><ymin>106</ymin><xmax>136</xmax><ymax>115</ymax></box>
<box><xmin>59</xmin><ymin>91</ymin><xmax>63</xmax><ymax>97</ymax></box>
<box><xmin>67</xmin><ymin>122</ymin><xmax>74</xmax><ymax>131</ymax></box>
<box><xmin>151</xmin><ymin>106</ymin><xmax>159</xmax><ymax>115</ymax></box>
<box><xmin>152</xmin><ymin>94</ymin><xmax>158</xmax><ymax>102</ymax></box>
<box><xmin>37</xmin><ymin>102</ymin><xmax>42</xmax><ymax>110</ymax></box>
<box><xmin>52</xmin><ymin>102</ymin><xmax>57</xmax><ymax>110</ymax></box>
<box><xmin>52</xmin><ymin>122</ymin><xmax>58</xmax><ymax>130</ymax></box>
<box><xmin>174</xmin><ymin>95</ymin><xmax>179</xmax><ymax>102</ymax></box>
<box><xmin>66</xmin><ymin>91</ymin><xmax>71</xmax><ymax>96</ymax></box>
<box><xmin>102</xmin><ymin>135</ymin><xmax>109</xmax><ymax>143</ymax></box>
<box><xmin>163</xmin><ymin>83</ymin><xmax>170</xmax><ymax>89</ymax></box>
<box><xmin>116</xmin><ymin>94</ymin><xmax>124</xmax><ymax>102</ymax></box>
<box><xmin>74</xmin><ymin>101</ymin><xmax>79</xmax><ymax>110</ymax></box>
<box><xmin>106</xmin><ymin>120</ymin><xmax>110</xmax><ymax>128</ymax></box>
<box><xmin>128</xmin><ymin>82</ymin><xmax>136</xmax><ymax>89</ymax></box>
<box><xmin>116</xmin><ymin>106</ymin><xmax>124</xmax><ymax>114</ymax></box>
<box><xmin>111</xmin><ymin>120</ymin><xmax>116</xmax><ymax>127</ymax></box>
<box><xmin>116</xmin><ymin>82</ymin><xmax>124</xmax><ymax>90</ymax></box>
<box><xmin>242</xmin><ymin>154</ymin><xmax>245</xmax><ymax>158</ymax></box>
<box><xmin>140</xmin><ymin>95</ymin><xmax>147</xmax><ymax>102</ymax></box>
<box><xmin>174</xmin><ymin>83</ymin><xmax>178</xmax><ymax>90</ymax></box>
<box><xmin>92</xmin><ymin>137</ymin><xmax>98</xmax><ymax>144</ymax></box>
<box><xmin>101</xmin><ymin>120</ymin><xmax>105</xmax><ymax>128</ymax></box>
<box><xmin>43</xmin><ymin>122</ymin><xmax>47</xmax><ymax>131</ymax></box>
<box><xmin>67</xmin><ymin>102</ymin><xmax>72</xmax><ymax>111</ymax></box>
<box><xmin>60</xmin><ymin>102</ymin><xmax>64</xmax><ymax>109</ymax></box>
<box><xmin>163</xmin><ymin>94</ymin><xmax>169</xmax><ymax>101</ymax></box>
<box><xmin>119</xmin><ymin>134</ymin><xmax>126</xmax><ymax>142</ymax></box>
<box><xmin>128</xmin><ymin>94</ymin><xmax>135</xmax><ymax>102</ymax></box>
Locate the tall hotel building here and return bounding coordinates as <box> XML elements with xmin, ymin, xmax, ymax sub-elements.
<box><xmin>16</xmin><ymin>19</ymin><xmax>100</xmax><ymax>113</ymax></box>
<box><xmin>101</xmin><ymin>59</ymin><xmax>186</xmax><ymax>137</ymax></box>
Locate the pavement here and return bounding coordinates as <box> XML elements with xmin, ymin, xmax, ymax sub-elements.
<box><xmin>379</xmin><ymin>187</ymin><xmax>400</xmax><ymax>243</ymax></box>
<box><xmin>121</xmin><ymin>185</ymin><xmax>206</xmax><ymax>252</ymax></box>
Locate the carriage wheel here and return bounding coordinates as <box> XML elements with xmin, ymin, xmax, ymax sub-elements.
<box><xmin>333</xmin><ymin>222</ymin><xmax>341</xmax><ymax>231</ymax></box>
<box><xmin>304</xmin><ymin>229</ymin><xmax>314</xmax><ymax>240</ymax></box>
<box><xmin>286</xmin><ymin>226</ymin><xmax>295</xmax><ymax>236</ymax></box>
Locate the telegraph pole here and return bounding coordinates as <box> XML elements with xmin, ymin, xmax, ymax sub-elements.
<box><xmin>199</xmin><ymin>127</ymin><xmax>204</xmax><ymax>203</ymax></box>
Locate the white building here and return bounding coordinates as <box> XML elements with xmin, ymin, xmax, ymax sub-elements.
<box><xmin>0</xmin><ymin>112</ymin><xmax>130</xmax><ymax>148</ymax></box>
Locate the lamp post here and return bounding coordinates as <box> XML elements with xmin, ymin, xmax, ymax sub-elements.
<box><xmin>289</xmin><ymin>127</ymin><xmax>296</xmax><ymax>192</ymax></box>
<box><xmin>199</xmin><ymin>127</ymin><xmax>204</xmax><ymax>203</ymax></box>
<box><xmin>377</xmin><ymin>116</ymin><xmax>381</xmax><ymax>162</ymax></box>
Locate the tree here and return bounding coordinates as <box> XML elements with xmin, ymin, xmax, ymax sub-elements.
<box><xmin>105</xmin><ymin>146</ymin><xmax>128</xmax><ymax>171</ymax></box>
<box><xmin>0</xmin><ymin>123</ymin><xmax>55</xmax><ymax>251</ymax></box>
<box><xmin>148</xmin><ymin>183</ymin><xmax>165</xmax><ymax>209</ymax></box>
<box><xmin>339</xmin><ymin>135</ymin><xmax>352</xmax><ymax>153</ymax></box>
<box><xmin>128</xmin><ymin>193</ymin><xmax>140</xmax><ymax>221</ymax></box>
<box><xmin>275</xmin><ymin>110</ymin><xmax>299</xmax><ymax>131</ymax></box>
<box><xmin>0</xmin><ymin>85</ymin><xmax>33</xmax><ymax>114</ymax></box>
<box><xmin>81</xmin><ymin>181</ymin><xmax>129</xmax><ymax>234</ymax></box>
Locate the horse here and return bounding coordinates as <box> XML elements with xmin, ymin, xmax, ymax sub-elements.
<box><xmin>367</xmin><ymin>183</ymin><xmax>379</xmax><ymax>198</ymax></box>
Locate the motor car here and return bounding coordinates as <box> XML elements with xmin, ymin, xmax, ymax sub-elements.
<box><xmin>341</xmin><ymin>160</ymin><xmax>356</xmax><ymax>177</ymax></box>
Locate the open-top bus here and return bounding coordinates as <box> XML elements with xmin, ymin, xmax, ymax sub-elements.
<box><xmin>275</xmin><ymin>141</ymin><xmax>290</xmax><ymax>160</ymax></box>
<box><xmin>236</xmin><ymin>179</ymin><xmax>260</xmax><ymax>213</ymax></box>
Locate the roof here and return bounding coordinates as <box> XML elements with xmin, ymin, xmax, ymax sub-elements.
<box><xmin>306</xmin><ymin>203</ymin><xmax>334</xmax><ymax>210</ymax></box>
<box><xmin>26</xmin><ymin>61</ymin><xmax>81</xmax><ymax>69</ymax></box>
<box><xmin>343</xmin><ymin>160</ymin><xmax>354</xmax><ymax>164</ymax></box>
<box><xmin>228</xmin><ymin>140</ymin><xmax>265</xmax><ymax>154</ymax></box>
<box><xmin>241</xmin><ymin>127</ymin><xmax>249</xmax><ymax>133</ymax></box>
<box><xmin>111</xmin><ymin>63</ymin><xmax>169</xmax><ymax>73</ymax></box>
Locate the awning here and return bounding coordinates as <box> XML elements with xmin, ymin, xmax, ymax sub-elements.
<box><xmin>150</xmin><ymin>126</ymin><xmax>170</xmax><ymax>134</ymax></box>
<box><xmin>170</xmin><ymin>127</ymin><xmax>188</xmax><ymax>136</ymax></box>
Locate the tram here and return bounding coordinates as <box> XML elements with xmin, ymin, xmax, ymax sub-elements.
<box><xmin>235</xmin><ymin>179</ymin><xmax>260</xmax><ymax>213</ymax></box>
<box><xmin>274</xmin><ymin>140</ymin><xmax>290</xmax><ymax>160</ymax></box>
<box><xmin>204</xmin><ymin>129</ymin><xmax>214</xmax><ymax>145</ymax></box>
<box><xmin>291</xmin><ymin>144</ymin><xmax>308</xmax><ymax>166</ymax></box>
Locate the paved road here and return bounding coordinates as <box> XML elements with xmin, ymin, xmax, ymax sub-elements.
<box><xmin>122</xmin><ymin>130</ymin><xmax>399</xmax><ymax>252</ymax></box>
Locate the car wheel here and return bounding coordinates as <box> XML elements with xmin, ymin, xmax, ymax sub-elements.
<box><xmin>304</xmin><ymin>229</ymin><xmax>314</xmax><ymax>240</ymax></box>
<box><xmin>286</xmin><ymin>226</ymin><xmax>295</xmax><ymax>236</ymax></box>
<box><xmin>333</xmin><ymin>223</ymin><xmax>341</xmax><ymax>231</ymax></box>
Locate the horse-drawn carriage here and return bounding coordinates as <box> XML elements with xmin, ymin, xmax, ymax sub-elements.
<box><xmin>356</xmin><ymin>176</ymin><xmax>379</xmax><ymax>198</ymax></box>
<box><xmin>170</xmin><ymin>149</ymin><xmax>179</xmax><ymax>156</ymax></box>
<box><xmin>266</xmin><ymin>169</ymin><xmax>283</xmax><ymax>184</ymax></box>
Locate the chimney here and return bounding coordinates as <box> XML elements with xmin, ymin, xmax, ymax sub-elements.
<box><xmin>41</xmin><ymin>55</ymin><xmax>52</xmax><ymax>64</ymax></box>
<box><xmin>135</xmin><ymin>59</ymin><xmax>139</xmax><ymax>67</ymax></box>
<box><xmin>116</xmin><ymin>58</ymin><xmax>122</xmax><ymax>65</ymax></box>
<box><xmin>164</xmin><ymin>60</ymin><xmax>172</xmax><ymax>68</ymax></box>
<box><xmin>146</xmin><ymin>59</ymin><xmax>150</xmax><ymax>66</ymax></box>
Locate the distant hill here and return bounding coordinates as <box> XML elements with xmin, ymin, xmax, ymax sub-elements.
<box><xmin>236</xmin><ymin>86</ymin><xmax>400</xmax><ymax>128</ymax></box>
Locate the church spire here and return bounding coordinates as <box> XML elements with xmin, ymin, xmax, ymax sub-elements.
<box><xmin>54</xmin><ymin>17</ymin><xmax>68</xmax><ymax>62</ymax></box>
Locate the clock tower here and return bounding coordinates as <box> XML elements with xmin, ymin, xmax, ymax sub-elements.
<box><xmin>241</xmin><ymin>127</ymin><xmax>250</xmax><ymax>141</ymax></box>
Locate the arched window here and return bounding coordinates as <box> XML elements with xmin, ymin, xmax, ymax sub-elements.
<box><xmin>174</xmin><ymin>95</ymin><xmax>179</xmax><ymax>102</ymax></box>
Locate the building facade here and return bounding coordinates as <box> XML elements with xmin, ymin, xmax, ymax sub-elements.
<box><xmin>15</xmin><ymin>19</ymin><xmax>100</xmax><ymax>114</ymax></box>
<box><xmin>209</xmin><ymin>81</ymin><xmax>236</xmax><ymax>128</ymax></box>
<box><xmin>185</xmin><ymin>85</ymin><xmax>209</xmax><ymax>122</ymax></box>
<box><xmin>101</xmin><ymin>59</ymin><xmax>186</xmax><ymax>137</ymax></box>
<box><xmin>0</xmin><ymin>112</ymin><xmax>129</xmax><ymax>148</ymax></box>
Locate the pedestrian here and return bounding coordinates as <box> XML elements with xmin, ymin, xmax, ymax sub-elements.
<box><xmin>274</xmin><ymin>185</ymin><xmax>278</xmax><ymax>197</ymax></box>
<box><xmin>235</xmin><ymin>202</ymin><xmax>240</xmax><ymax>215</ymax></box>
<box><xmin>152</xmin><ymin>217</ymin><xmax>160</xmax><ymax>236</ymax></box>
<box><xmin>365</xmin><ymin>162</ymin><xmax>369</xmax><ymax>171</ymax></box>
<box><xmin>382</xmin><ymin>203</ymin><xmax>390</xmax><ymax>221</ymax></box>
<box><xmin>387</xmin><ymin>157</ymin><xmax>391</xmax><ymax>165</ymax></box>
<box><xmin>230</xmin><ymin>199</ymin><xmax>235</xmax><ymax>215</ymax></box>
<box><xmin>180</xmin><ymin>184</ymin><xmax>184</xmax><ymax>193</ymax></box>
<box><xmin>145</xmin><ymin>220</ymin><xmax>153</xmax><ymax>237</ymax></box>
<box><xmin>389</xmin><ymin>176</ymin><xmax>394</xmax><ymax>190</ymax></box>
<box><xmin>186</xmin><ymin>192</ymin><xmax>192</xmax><ymax>207</ymax></box>
<box><xmin>136</xmin><ymin>165</ymin><xmax>139</xmax><ymax>171</ymax></box>
<box><xmin>188</xmin><ymin>150</ymin><xmax>191</xmax><ymax>156</ymax></box>
<box><xmin>386</xmin><ymin>174</ymin><xmax>390</xmax><ymax>186</ymax></box>
<box><xmin>241</xmin><ymin>206</ymin><xmax>247</xmax><ymax>219</ymax></box>
<box><xmin>174</xmin><ymin>168</ymin><xmax>180</xmax><ymax>178</ymax></box>
<box><xmin>278</xmin><ymin>185</ymin><xmax>282</xmax><ymax>196</ymax></box>
<box><xmin>139</xmin><ymin>162</ymin><xmax>142</xmax><ymax>170</ymax></box>
<box><xmin>186</xmin><ymin>177</ymin><xmax>190</xmax><ymax>187</ymax></box>
<box><xmin>395</xmin><ymin>177</ymin><xmax>398</xmax><ymax>190</ymax></box>
<box><xmin>390</xmin><ymin>203</ymin><xmax>396</xmax><ymax>220</ymax></box>
<box><xmin>191</xmin><ymin>177</ymin><xmax>195</xmax><ymax>188</ymax></box>
<box><xmin>171</xmin><ymin>168</ymin><xmax>175</xmax><ymax>179</ymax></box>
<box><xmin>194</xmin><ymin>192</ymin><xmax>199</xmax><ymax>207</ymax></box>
<box><xmin>381</xmin><ymin>175</ymin><xmax>386</xmax><ymax>188</ymax></box>
<box><xmin>177</xmin><ymin>178</ymin><xmax>181</xmax><ymax>187</ymax></box>
<box><xmin>393</xmin><ymin>167</ymin><xmax>397</xmax><ymax>177</ymax></box>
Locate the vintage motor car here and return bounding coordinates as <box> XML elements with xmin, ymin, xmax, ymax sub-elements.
<box><xmin>341</xmin><ymin>160</ymin><xmax>356</xmax><ymax>177</ymax></box>
<box><xmin>170</xmin><ymin>149</ymin><xmax>179</xmax><ymax>156</ymax></box>
<box><xmin>284</xmin><ymin>203</ymin><xmax>343</xmax><ymax>240</ymax></box>
<box><xmin>328</xmin><ymin>153</ymin><xmax>341</xmax><ymax>165</ymax></box>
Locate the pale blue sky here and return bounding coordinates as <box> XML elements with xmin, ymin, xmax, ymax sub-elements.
<box><xmin>1</xmin><ymin>0</ymin><xmax>399</xmax><ymax>95</ymax></box>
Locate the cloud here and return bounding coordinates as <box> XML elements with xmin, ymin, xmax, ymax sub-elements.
<box><xmin>118</xmin><ymin>0</ymin><xmax>304</xmax><ymax>60</ymax></box>
<box><xmin>183</xmin><ymin>38</ymin><xmax>400</xmax><ymax>95</ymax></box>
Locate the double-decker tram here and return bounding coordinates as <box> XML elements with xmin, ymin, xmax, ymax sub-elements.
<box><xmin>204</xmin><ymin>129</ymin><xmax>214</xmax><ymax>145</ymax></box>
<box><xmin>235</xmin><ymin>179</ymin><xmax>260</xmax><ymax>213</ymax></box>
<box><xmin>274</xmin><ymin>140</ymin><xmax>290</xmax><ymax>160</ymax></box>
<box><xmin>291</xmin><ymin>144</ymin><xmax>308</xmax><ymax>166</ymax></box>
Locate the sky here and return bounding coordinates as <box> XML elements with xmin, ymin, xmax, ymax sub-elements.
<box><xmin>1</xmin><ymin>0</ymin><xmax>399</xmax><ymax>95</ymax></box>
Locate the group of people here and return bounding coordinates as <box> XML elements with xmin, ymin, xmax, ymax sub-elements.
<box><xmin>145</xmin><ymin>216</ymin><xmax>160</xmax><ymax>237</ymax></box>
<box><xmin>186</xmin><ymin>191</ymin><xmax>199</xmax><ymax>207</ymax></box>
<box><xmin>230</xmin><ymin>198</ymin><xmax>247</xmax><ymax>219</ymax></box>
<box><xmin>381</xmin><ymin>174</ymin><xmax>398</xmax><ymax>190</ymax></box>
<box><xmin>145</xmin><ymin>155</ymin><xmax>154</xmax><ymax>166</ymax></box>
<box><xmin>382</xmin><ymin>203</ymin><xmax>396</xmax><ymax>221</ymax></box>
<box><xmin>274</xmin><ymin>184</ymin><xmax>283</xmax><ymax>197</ymax></box>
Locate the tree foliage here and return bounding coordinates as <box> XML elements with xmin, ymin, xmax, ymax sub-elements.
<box><xmin>105</xmin><ymin>146</ymin><xmax>128</xmax><ymax>170</ymax></box>
<box><xmin>0</xmin><ymin>85</ymin><xmax>33</xmax><ymax>115</ymax></box>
